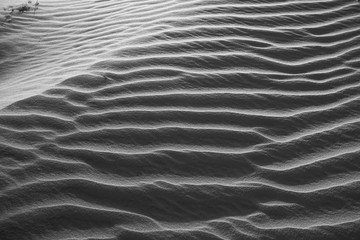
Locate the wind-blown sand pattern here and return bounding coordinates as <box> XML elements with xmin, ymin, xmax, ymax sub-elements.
<box><xmin>0</xmin><ymin>0</ymin><xmax>360</xmax><ymax>239</ymax></box>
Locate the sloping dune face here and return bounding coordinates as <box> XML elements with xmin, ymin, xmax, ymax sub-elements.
<box><xmin>1</xmin><ymin>0</ymin><xmax>360</xmax><ymax>239</ymax></box>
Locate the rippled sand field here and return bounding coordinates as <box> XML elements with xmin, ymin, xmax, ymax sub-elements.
<box><xmin>0</xmin><ymin>0</ymin><xmax>360</xmax><ymax>239</ymax></box>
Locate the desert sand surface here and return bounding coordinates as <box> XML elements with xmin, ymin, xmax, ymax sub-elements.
<box><xmin>0</xmin><ymin>0</ymin><xmax>360</xmax><ymax>239</ymax></box>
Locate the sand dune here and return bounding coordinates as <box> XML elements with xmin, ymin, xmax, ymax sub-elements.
<box><xmin>0</xmin><ymin>0</ymin><xmax>360</xmax><ymax>239</ymax></box>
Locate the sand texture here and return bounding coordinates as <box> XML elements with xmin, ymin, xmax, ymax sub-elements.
<box><xmin>0</xmin><ymin>0</ymin><xmax>360</xmax><ymax>239</ymax></box>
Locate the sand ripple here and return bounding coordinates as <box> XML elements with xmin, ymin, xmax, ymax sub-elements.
<box><xmin>1</xmin><ymin>0</ymin><xmax>360</xmax><ymax>239</ymax></box>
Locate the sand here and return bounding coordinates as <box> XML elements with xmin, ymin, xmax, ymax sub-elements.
<box><xmin>0</xmin><ymin>0</ymin><xmax>360</xmax><ymax>239</ymax></box>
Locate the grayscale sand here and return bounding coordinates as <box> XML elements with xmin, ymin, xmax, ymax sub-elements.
<box><xmin>0</xmin><ymin>0</ymin><xmax>360</xmax><ymax>239</ymax></box>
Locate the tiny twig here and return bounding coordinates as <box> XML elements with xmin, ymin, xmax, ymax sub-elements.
<box><xmin>2</xmin><ymin>0</ymin><xmax>40</xmax><ymax>23</ymax></box>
